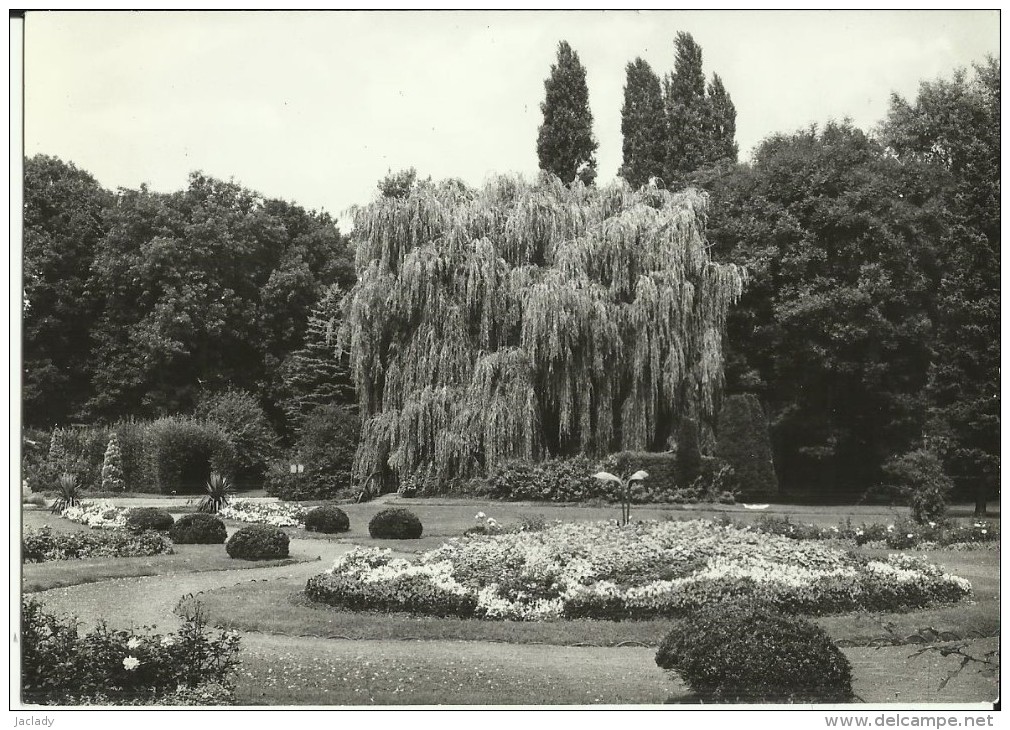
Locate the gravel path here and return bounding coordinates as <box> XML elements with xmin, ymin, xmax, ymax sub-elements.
<box><xmin>33</xmin><ymin>538</ymin><xmax>347</xmax><ymax>631</ymax></box>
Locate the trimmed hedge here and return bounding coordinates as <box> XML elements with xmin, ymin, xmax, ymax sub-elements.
<box><xmin>125</xmin><ymin>507</ymin><xmax>175</xmax><ymax>533</ymax></box>
<box><xmin>303</xmin><ymin>505</ymin><xmax>350</xmax><ymax>534</ymax></box>
<box><xmin>144</xmin><ymin>417</ymin><xmax>237</xmax><ymax>494</ymax></box>
<box><xmin>35</xmin><ymin>417</ymin><xmax>237</xmax><ymax>494</ymax></box>
<box><xmin>169</xmin><ymin>513</ymin><xmax>227</xmax><ymax>544</ymax></box>
<box><xmin>23</xmin><ymin>527</ymin><xmax>173</xmax><ymax>563</ymax></box>
<box><xmin>475</xmin><ymin>455</ymin><xmax>731</xmax><ymax>504</ymax></box>
<box><xmin>226</xmin><ymin>525</ymin><xmax>289</xmax><ymax>560</ymax></box>
<box><xmin>656</xmin><ymin>601</ymin><xmax>853</xmax><ymax>704</ymax></box>
<box><xmin>716</xmin><ymin>394</ymin><xmax>778</xmax><ymax>501</ymax></box>
<box><xmin>368</xmin><ymin>508</ymin><xmax>423</xmax><ymax>539</ymax></box>
<box><xmin>611</xmin><ymin>451</ymin><xmax>678</xmax><ymax>494</ymax></box>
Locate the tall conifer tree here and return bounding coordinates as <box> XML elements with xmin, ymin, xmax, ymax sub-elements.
<box><xmin>706</xmin><ymin>73</ymin><xmax>738</xmax><ymax>164</ymax></box>
<box><xmin>664</xmin><ymin>32</ymin><xmax>709</xmax><ymax>180</ymax></box>
<box><xmin>279</xmin><ymin>284</ymin><xmax>355</xmax><ymax>428</ymax></box>
<box><xmin>537</xmin><ymin>41</ymin><xmax>598</xmax><ymax>186</ymax></box>
<box><xmin>619</xmin><ymin>58</ymin><xmax>667</xmax><ymax>188</ymax></box>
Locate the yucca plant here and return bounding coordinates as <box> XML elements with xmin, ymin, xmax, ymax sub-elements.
<box><xmin>198</xmin><ymin>472</ymin><xmax>234</xmax><ymax>514</ymax></box>
<box><xmin>50</xmin><ymin>473</ymin><xmax>81</xmax><ymax>514</ymax></box>
<box><xmin>593</xmin><ymin>469</ymin><xmax>649</xmax><ymax>526</ymax></box>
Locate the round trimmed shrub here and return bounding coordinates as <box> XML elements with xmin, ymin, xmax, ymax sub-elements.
<box><xmin>368</xmin><ymin>508</ymin><xmax>423</xmax><ymax>539</ymax></box>
<box><xmin>169</xmin><ymin>513</ymin><xmax>227</xmax><ymax>544</ymax></box>
<box><xmin>303</xmin><ymin>505</ymin><xmax>350</xmax><ymax>534</ymax></box>
<box><xmin>126</xmin><ymin>507</ymin><xmax>175</xmax><ymax>533</ymax></box>
<box><xmin>226</xmin><ymin>525</ymin><xmax>289</xmax><ymax>560</ymax></box>
<box><xmin>655</xmin><ymin>601</ymin><xmax>853</xmax><ymax>704</ymax></box>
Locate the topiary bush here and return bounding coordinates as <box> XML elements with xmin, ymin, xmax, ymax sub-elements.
<box><xmin>716</xmin><ymin>394</ymin><xmax>778</xmax><ymax>501</ymax></box>
<box><xmin>125</xmin><ymin>507</ymin><xmax>175</xmax><ymax>533</ymax></box>
<box><xmin>169</xmin><ymin>513</ymin><xmax>227</xmax><ymax>544</ymax></box>
<box><xmin>303</xmin><ymin>505</ymin><xmax>350</xmax><ymax>534</ymax></box>
<box><xmin>368</xmin><ymin>508</ymin><xmax>423</xmax><ymax>539</ymax></box>
<box><xmin>655</xmin><ymin>600</ymin><xmax>853</xmax><ymax>704</ymax></box>
<box><xmin>144</xmin><ymin>417</ymin><xmax>237</xmax><ymax>495</ymax></box>
<box><xmin>225</xmin><ymin>524</ymin><xmax>289</xmax><ymax>560</ymax></box>
<box><xmin>100</xmin><ymin>433</ymin><xmax>126</xmax><ymax>492</ymax></box>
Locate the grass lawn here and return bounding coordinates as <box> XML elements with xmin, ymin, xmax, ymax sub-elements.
<box><xmin>228</xmin><ymin>636</ymin><xmax>999</xmax><ymax>705</ymax></box>
<box><xmin>22</xmin><ymin>548</ymin><xmax>309</xmax><ymax>594</ymax></box>
<box><xmin>21</xmin><ymin>498</ymin><xmax>1000</xmax><ymax>706</ymax></box>
<box><xmin>179</xmin><ymin>548</ymin><xmax>999</xmax><ymax>648</ymax></box>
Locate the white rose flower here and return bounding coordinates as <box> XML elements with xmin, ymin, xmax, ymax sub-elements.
<box><xmin>127</xmin><ymin>637</ymin><xmax>142</xmax><ymax>649</ymax></box>
<box><xmin>123</xmin><ymin>656</ymin><xmax>141</xmax><ymax>671</ymax></box>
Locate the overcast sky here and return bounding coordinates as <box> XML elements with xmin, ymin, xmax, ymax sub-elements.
<box><xmin>23</xmin><ymin>10</ymin><xmax>1000</xmax><ymax>229</ymax></box>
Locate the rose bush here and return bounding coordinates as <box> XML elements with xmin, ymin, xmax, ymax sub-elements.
<box><xmin>22</xmin><ymin>598</ymin><xmax>240</xmax><ymax>705</ymax></box>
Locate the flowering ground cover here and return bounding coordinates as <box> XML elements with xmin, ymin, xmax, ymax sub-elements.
<box><xmin>61</xmin><ymin>501</ymin><xmax>130</xmax><ymax>529</ymax></box>
<box><xmin>22</xmin><ymin>526</ymin><xmax>173</xmax><ymax>562</ymax></box>
<box><xmin>306</xmin><ymin>519</ymin><xmax>972</xmax><ymax>620</ymax></box>
<box><xmin>219</xmin><ymin>499</ymin><xmax>309</xmax><ymax>527</ymax></box>
<box><xmin>735</xmin><ymin>515</ymin><xmax>999</xmax><ymax>550</ymax></box>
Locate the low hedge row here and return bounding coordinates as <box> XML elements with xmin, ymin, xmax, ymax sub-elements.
<box><xmin>469</xmin><ymin>455</ymin><xmax>736</xmax><ymax>504</ymax></box>
<box><xmin>23</xmin><ymin>527</ymin><xmax>173</xmax><ymax>563</ymax></box>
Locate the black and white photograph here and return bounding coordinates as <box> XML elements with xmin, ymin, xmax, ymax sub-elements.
<box><xmin>11</xmin><ymin>8</ymin><xmax>1001</xmax><ymax>716</ymax></box>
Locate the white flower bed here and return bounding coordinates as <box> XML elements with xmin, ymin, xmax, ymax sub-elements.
<box><xmin>62</xmin><ymin>502</ymin><xmax>129</xmax><ymax>529</ymax></box>
<box><xmin>217</xmin><ymin>499</ymin><xmax>308</xmax><ymax>527</ymax></box>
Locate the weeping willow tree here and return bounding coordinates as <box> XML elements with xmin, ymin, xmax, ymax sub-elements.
<box><xmin>342</xmin><ymin>174</ymin><xmax>745</xmax><ymax>489</ymax></box>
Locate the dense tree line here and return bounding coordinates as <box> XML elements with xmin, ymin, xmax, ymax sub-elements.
<box><xmin>23</xmin><ymin>160</ymin><xmax>356</xmax><ymax>437</ymax></box>
<box><xmin>696</xmin><ymin>58</ymin><xmax>999</xmax><ymax>507</ymax></box>
<box><xmin>26</xmin><ymin>47</ymin><xmax>998</xmax><ymax>507</ymax></box>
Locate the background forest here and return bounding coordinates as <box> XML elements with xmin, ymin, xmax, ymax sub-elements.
<box><xmin>22</xmin><ymin>35</ymin><xmax>999</xmax><ymax>510</ymax></box>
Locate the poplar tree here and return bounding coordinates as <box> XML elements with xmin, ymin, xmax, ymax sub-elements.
<box><xmin>664</xmin><ymin>32</ymin><xmax>709</xmax><ymax>180</ymax></box>
<box><xmin>537</xmin><ymin>41</ymin><xmax>599</xmax><ymax>186</ymax></box>
<box><xmin>706</xmin><ymin>73</ymin><xmax>738</xmax><ymax>164</ymax></box>
<box><xmin>619</xmin><ymin>58</ymin><xmax>667</xmax><ymax>188</ymax></box>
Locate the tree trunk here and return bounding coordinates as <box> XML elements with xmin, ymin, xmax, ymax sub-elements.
<box><xmin>973</xmin><ymin>476</ymin><xmax>991</xmax><ymax>517</ymax></box>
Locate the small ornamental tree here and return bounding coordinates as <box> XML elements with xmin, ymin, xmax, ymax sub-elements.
<box><xmin>100</xmin><ymin>433</ymin><xmax>125</xmax><ymax>492</ymax></box>
<box><xmin>194</xmin><ymin>389</ymin><xmax>279</xmax><ymax>485</ymax></box>
<box><xmin>716</xmin><ymin>394</ymin><xmax>778</xmax><ymax>501</ymax></box>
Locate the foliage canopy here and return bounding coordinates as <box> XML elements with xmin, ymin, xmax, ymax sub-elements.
<box><xmin>343</xmin><ymin>174</ymin><xmax>745</xmax><ymax>488</ymax></box>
